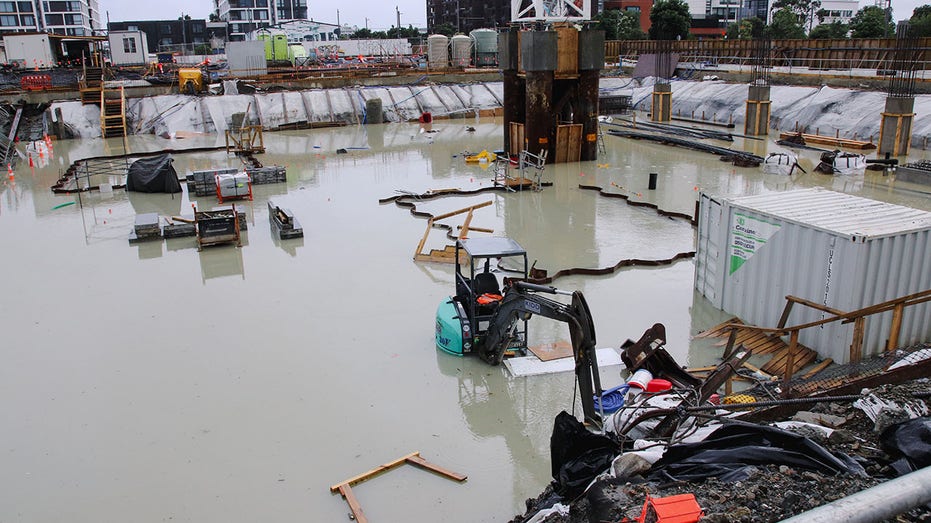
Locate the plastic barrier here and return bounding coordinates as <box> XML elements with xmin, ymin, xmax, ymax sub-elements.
<box><xmin>21</xmin><ymin>75</ymin><xmax>52</xmax><ymax>91</ymax></box>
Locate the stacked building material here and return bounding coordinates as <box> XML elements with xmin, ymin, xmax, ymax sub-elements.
<box><xmin>129</xmin><ymin>213</ymin><xmax>162</xmax><ymax>243</ymax></box>
<box><xmin>187</xmin><ymin>167</ymin><xmax>238</xmax><ymax>196</ymax></box>
<box><xmin>217</xmin><ymin>172</ymin><xmax>252</xmax><ymax>200</ymax></box>
<box><xmin>163</xmin><ymin>222</ymin><xmax>196</xmax><ymax>238</ymax></box>
<box><xmin>267</xmin><ymin>200</ymin><xmax>303</xmax><ymax>239</ymax></box>
<box><xmin>895</xmin><ymin>160</ymin><xmax>931</xmax><ymax>185</ymax></box>
<box><xmin>247</xmin><ymin>165</ymin><xmax>287</xmax><ymax>185</ymax></box>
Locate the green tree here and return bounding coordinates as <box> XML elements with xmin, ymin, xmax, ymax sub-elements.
<box><xmin>738</xmin><ymin>17</ymin><xmax>765</xmax><ymax>38</ymax></box>
<box><xmin>771</xmin><ymin>0</ymin><xmax>821</xmax><ymax>31</ymax></box>
<box><xmin>911</xmin><ymin>5</ymin><xmax>931</xmax><ymax>37</ymax></box>
<box><xmin>766</xmin><ymin>7</ymin><xmax>806</xmax><ymax>38</ymax></box>
<box><xmin>649</xmin><ymin>0</ymin><xmax>691</xmax><ymax>40</ymax></box>
<box><xmin>849</xmin><ymin>5</ymin><xmax>894</xmax><ymax>37</ymax></box>
<box><xmin>809</xmin><ymin>21</ymin><xmax>848</xmax><ymax>38</ymax></box>
<box><xmin>353</xmin><ymin>28</ymin><xmax>374</xmax><ymax>39</ymax></box>
<box><xmin>726</xmin><ymin>22</ymin><xmax>739</xmax><ymax>39</ymax></box>
<box><xmin>595</xmin><ymin>9</ymin><xmax>646</xmax><ymax>40</ymax></box>
<box><xmin>432</xmin><ymin>22</ymin><xmax>455</xmax><ymax>37</ymax></box>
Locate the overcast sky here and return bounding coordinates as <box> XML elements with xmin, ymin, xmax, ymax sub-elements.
<box><xmin>99</xmin><ymin>1</ymin><xmax>428</xmax><ymax>29</ymax></box>
<box><xmin>98</xmin><ymin>0</ymin><xmax>923</xmax><ymax>28</ymax></box>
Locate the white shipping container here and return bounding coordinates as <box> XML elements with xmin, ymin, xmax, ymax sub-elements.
<box><xmin>696</xmin><ymin>188</ymin><xmax>931</xmax><ymax>363</ymax></box>
<box><xmin>3</xmin><ymin>34</ymin><xmax>54</xmax><ymax>69</ymax></box>
<box><xmin>227</xmin><ymin>41</ymin><xmax>267</xmax><ymax>78</ymax></box>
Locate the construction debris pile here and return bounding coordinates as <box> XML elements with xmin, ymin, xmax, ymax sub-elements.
<box><xmin>510</xmin><ymin>328</ymin><xmax>931</xmax><ymax>523</ymax></box>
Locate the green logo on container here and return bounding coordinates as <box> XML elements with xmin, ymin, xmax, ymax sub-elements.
<box><xmin>729</xmin><ymin>212</ymin><xmax>781</xmax><ymax>275</ymax></box>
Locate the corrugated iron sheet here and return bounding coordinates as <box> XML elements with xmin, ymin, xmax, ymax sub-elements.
<box><xmin>696</xmin><ymin>189</ymin><xmax>931</xmax><ymax>364</ymax></box>
<box><xmin>726</xmin><ymin>188</ymin><xmax>931</xmax><ymax>240</ymax></box>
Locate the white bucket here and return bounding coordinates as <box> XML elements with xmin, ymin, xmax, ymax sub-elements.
<box><xmin>627</xmin><ymin>368</ymin><xmax>653</xmax><ymax>390</ymax></box>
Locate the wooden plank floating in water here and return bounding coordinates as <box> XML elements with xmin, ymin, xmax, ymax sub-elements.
<box><xmin>330</xmin><ymin>451</ymin><xmax>467</xmax><ymax>523</ymax></box>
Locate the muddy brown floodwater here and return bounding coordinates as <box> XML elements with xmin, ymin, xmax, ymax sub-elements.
<box><xmin>1</xmin><ymin>117</ymin><xmax>929</xmax><ymax>523</ymax></box>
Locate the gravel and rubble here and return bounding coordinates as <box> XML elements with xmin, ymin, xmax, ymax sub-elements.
<box><xmin>510</xmin><ymin>379</ymin><xmax>931</xmax><ymax>523</ymax></box>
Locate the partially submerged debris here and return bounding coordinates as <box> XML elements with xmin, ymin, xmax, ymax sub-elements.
<box><xmin>509</xmin><ymin>323</ymin><xmax>931</xmax><ymax>523</ymax></box>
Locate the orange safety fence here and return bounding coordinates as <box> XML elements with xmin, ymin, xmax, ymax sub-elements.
<box><xmin>21</xmin><ymin>75</ymin><xmax>52</xmax><ymax>90</ymax></box>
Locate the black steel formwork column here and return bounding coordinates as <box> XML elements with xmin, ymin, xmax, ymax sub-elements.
<box><xmin>521</xmin><ymin>30</ymin><xmax>558</xmax><ymax>160</ymax></box>
<box><xmin>578</xmin><ymin>29</ymin><xmax>605</xmax><ymax>162</ymax></box>
<box><xmin>499</xmin><ymin>28</ymin><xmax>523</xmax><ymax>154</ymax></box>
<box><xmin>879</xmin><ymin>22</ymin><xmax>919</xmax><ymax>157</ymax></box>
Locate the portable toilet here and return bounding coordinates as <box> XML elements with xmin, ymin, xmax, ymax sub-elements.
<box><xmin>273</xmin><ymin>34</ymin><xmax>288</xmax><ymax>61</ymax></box>
<box><xmin>256</xmin><ymin>33</ymin><xmax>273</xmax><ymax>60</ymax></box>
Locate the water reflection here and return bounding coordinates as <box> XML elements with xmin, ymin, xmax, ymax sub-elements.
<box><xmin>198</xmin><ymin>243</ymin><xmax>246</xmax><ymax>283</ymax></box>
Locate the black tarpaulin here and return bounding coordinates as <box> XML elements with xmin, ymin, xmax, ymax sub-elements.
<box><xmin>880</xmin><ymin>417</ymin><xmax>931</xmax><ymax>475</ymax></box>
<box><xmin>126</xmin><ymin>154</ymin><xmax>181</xmax><ymax>193</ymax></box>
<box><xmin>647</xmin><ymin>421</ymin><xmax>865</xmax><ymax>483</ymax></box>
<box><xmin>550</xmin><ymin>411</ymin><xmax>620</xmax><ymax>497</ymax></box>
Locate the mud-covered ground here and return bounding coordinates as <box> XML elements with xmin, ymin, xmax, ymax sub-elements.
<box><xmin>510</xmin><ymin>379</ymin><xmax>931</xmax><ymax>523</ymax></box>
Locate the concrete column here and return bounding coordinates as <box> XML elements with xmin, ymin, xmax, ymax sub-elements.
<box><xmin>652</xmin><ymin>83</ymin><xmax>672</xmax><ymax>122</ymax></box>
<box><xmin>521</xmin><ymin>31</ymin><xmax>557</xmax><ymax>161</ymax></box>
<box><xmin>525</xmin><ymin>71</ymin><xmax>554</xmax><ymax>160</ymax></box>
<box><xmin>744</xmin><ymin>85</ymin><xmax>771</xmax><ymax>136</ymax></box>
<box><xmin>499</xmin><ymin>30</ymin><xmax>522</xmax><ymax>154</ymax></box>
<box><xmin>578</xmin><ymin>29</ymin><xmax>604</xmax><ymax>162</ymax></box>
<box><xmin>879</xmin><ymin>96</ymin><xmax>915</xmax><ymax>156</ymax></box>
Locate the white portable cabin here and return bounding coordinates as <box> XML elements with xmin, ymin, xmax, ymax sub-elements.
<box><xmin>108</xmin><ymin>30</ymin><xmax>149</xmax><ymax>66</ymax></box>
<box><xmin>3</xmin><ymin>33</ymin><xmax>54</xmax><ymax>69</ymax></box>
<box><xmin>696</xmin><ymin>188</ymin><xmax>931</xmax><ymax>363</ymax></box>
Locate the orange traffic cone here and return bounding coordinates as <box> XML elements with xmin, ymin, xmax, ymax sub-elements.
<box><xmin>7</xmin><ymin>163</ymin><xmax>13</xmax><ymax>180</ymax></box>
<box><xmin>28</xmin><ymin>153</ymin><xmax>33</xmax><ymax>168</ymax></box>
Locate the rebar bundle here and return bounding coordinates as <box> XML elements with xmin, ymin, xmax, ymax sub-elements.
<box><xmin>750</xmin><ymin>38</ymin><xmax>772</xmax><ymax>86</ymax></box>
<box><xmin>656</xmin><ymin>39</ymin><xmax>673</xmax><ymax>85</ymax></box>
<box><xmin>887</xmin><ymin>21</ymin><xmax>919</xmax><ymax>98</ymax></box>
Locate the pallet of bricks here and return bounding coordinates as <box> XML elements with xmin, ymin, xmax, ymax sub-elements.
<box><xmin>187</xmin><ymin>167</ymin><xmax>238</xmax><ymax>197</ymax></box>
<box><xmin>246</xmin><ymin>165</ymin><xmax>286</xmax><ymax>185</ymax></box>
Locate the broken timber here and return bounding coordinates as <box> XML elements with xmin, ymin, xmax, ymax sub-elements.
<box><xmin>778</xmin><ymin>132</ymin><xmax>876</xmax><ymax>150</ymax></box>
<box><xmin>414</xmin><ymin>200</ymin><xmax>493</xmax><ymax>263</ymax></box>
<box><xmin>698</xmin><ymin>317</ymin><xmax>819</xmax><ymax>378</ymax></box>
<box><xmin>330</xmin><ymin>451</ymin><xmax>467</xmax><ymax>523</ymax></box>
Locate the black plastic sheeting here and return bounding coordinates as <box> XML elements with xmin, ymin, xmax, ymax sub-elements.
<box><xmin>881</xmin><ymin>417</ymin><xmax>931</xmax><ymax>476</ymax></box>
<box><xmin>126</xmin><ymin>154</ymin><xmax>181</xmax><ymax>193</ymax></box>
<box><xmin>648</xmin><ymin>421</ymin><xmax>865</xmax><ymax>483</ymax></box>
<box><xmin>551</xmin><ymin>411</ymin><xmax>620</xmax><ymax>498</ymax></box>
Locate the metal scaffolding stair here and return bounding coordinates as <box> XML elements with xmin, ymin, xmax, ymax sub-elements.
<box><xmin>80</xmin><ymin>65</ymin><xmax>104</xmax><ymax>105</ymax></box>
<box><xmin>100</xmin><ymin>86</ymin><xmax>127</xmax><ymax>138</ymax></box>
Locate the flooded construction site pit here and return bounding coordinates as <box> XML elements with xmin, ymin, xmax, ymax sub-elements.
<box><xmin>2</xmin><ymin>117</ymin><xmax>930</xmax><ymax>523</ymax></box>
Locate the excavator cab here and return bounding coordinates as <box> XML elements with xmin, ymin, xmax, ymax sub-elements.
<box><xmin>436</xmin><ymin>237</ymin><xmax>528</xmax><ymax>356</ymax></box>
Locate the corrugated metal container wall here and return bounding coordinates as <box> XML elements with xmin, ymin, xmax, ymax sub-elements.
<box><xmin>696</xmin><ymin>188</ymin><xmax>931</xmax><ymax>364</ymax></box>
<box><xmin>227</xmin><ymin>41</ymin><xmax>267</xmax><ymax>77</ymax></box>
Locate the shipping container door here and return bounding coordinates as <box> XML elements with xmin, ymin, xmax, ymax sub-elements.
<box><xmin>695</xmin><ymin>193</ymin><xmax>724</xmax><ymax>308</ymax></box>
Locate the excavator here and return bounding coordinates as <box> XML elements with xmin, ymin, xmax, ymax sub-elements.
<box><xmin>435</xmin><ymin>237</ymin><xmax>604</xmax><ymax>422</ymax></box>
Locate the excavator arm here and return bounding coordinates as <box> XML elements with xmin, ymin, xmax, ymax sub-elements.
<box><xmin>479</xmin><ymin>281</ymin><xmax>604</xmax><ymax>423</ymax></box>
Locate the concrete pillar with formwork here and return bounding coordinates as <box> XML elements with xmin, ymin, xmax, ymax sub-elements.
<box><xmin>651</xmin><ymin>83</ymin><xmax>672</xmax><ymax>122</ymax></box>
<box><xmin>577</xmin><ymin>30</ymin><xmax>605</xmax><ymax>162</ymax></box>
<box><xmin>500</xmin><ymin>29</ymin><xmax>524</xmax><ymax>154</ymax></box>
<box><xmin>745</xmin><ymin>85</ymin><xmax>772</xmax><ymax>136</ymax></box>
<box><xmin>502</xmin><ymin>26</ymin><xmax>604</xmax><ymax>164</ymax></box>
<box><xmin>521</xmin><ymin>30</ymin><xmax>557</xmax><ymax>161</ymax></box>
<box><xmin>878</xmin><ymin>96</ymin><xmax>915</xmax><ymax>157</ymax></box>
